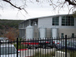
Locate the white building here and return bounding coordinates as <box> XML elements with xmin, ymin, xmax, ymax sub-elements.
<box><xmin>19</xmin><ymin>14</ymin><xmax>76</xmax><ymax>39</ymax></box>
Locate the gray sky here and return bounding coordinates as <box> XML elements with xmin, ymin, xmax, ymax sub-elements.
<box><xmin>0</xmin><ymin>0</ymin><xmax>73</xmax><ymax>20</ymax></box>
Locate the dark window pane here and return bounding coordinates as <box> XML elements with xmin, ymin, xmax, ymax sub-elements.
<box><xmin>52</xmin><ymin>17</ymin><xmax>59</xmax><ymax>25</ymax></box>
<box><xmin>62</xmin><ymin>16</ymin><xmax>74</xmax><ymax>26</ymax></box>
<box><xmin>72</xmin><ymin>33</ymin><xmax>74</xmax><ymax>38</ymax></box>
<box><xmin>61</xmin><ymin>33</ymin><xmax>64</xmax><ymax>38</ymax></box>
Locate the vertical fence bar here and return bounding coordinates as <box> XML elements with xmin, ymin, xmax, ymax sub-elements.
<box><xmin>17</xmin><ymin>38</ymin><xmax>18</xmax><ymax>57</ymax></box>
<box><xmin>0</xmin><ymin>40</ymin><xmax>1</xmax><ymax>57</ymax></box>
<box><xmin>65</xmin><ymin>35</ymin><xmax>67</xmax><ymax>57</ymax></box>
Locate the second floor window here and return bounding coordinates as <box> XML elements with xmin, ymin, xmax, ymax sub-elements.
<box><xmin>62</xmin><ymin>16</ymin><xmax>74</xmax><ymax>26</ymax></box>
<box><xmin>52</xmin><ymin>17</ymin><xmax>59</xmax><ymax>25</ymax></box>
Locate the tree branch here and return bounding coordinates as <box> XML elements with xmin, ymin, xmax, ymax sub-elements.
<box><xmin>65</xmin><ymin>0</ymin><xmax>76</xmax><ymax>5</ymax></box>
<box><xmin>3</xmin><ymin>0</ymin><xmax>22</xmax><ymax>10</ymax></box>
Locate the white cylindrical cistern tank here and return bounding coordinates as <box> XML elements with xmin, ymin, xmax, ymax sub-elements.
<box><xmin>26</xmin><ymin>25</ymin><xmax>34</xmax><ymax>40</ymax></box>
<box><xmin>51</xmin><ymin>28</ymin><xmax>58</xmax><ymax>39</ymax></box>
<box><xmin>39</xmin><ymin>27</ymin><xmax>46</xmax><ymax>39</ymax></box>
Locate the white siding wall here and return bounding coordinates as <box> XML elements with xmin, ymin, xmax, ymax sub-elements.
<box><xmin>38</xmin><ymin>17</ymin><xmax>52</xmax><ymax>28</ymax></box>
<box><xmin>74</xmin><ymin>18</ymin><xmax>76</xmax><ymax>27</ymax></box>
<box><xmin>38</xmin><ymin>16</ymin><xmax>76</xmax><ymax>28</ymax></box>
<box><xmin>59</xmin><ymin>28</ymin><xmax>76</xmax><ymax>37</ymax></box>
<box><xmin>59</xmin><ymin>16</ymin><xmax>62</xmax><ymax>26</ymax></box>
<box><xmin>38</xmin><ymin>16</ymin><xmax>76</xmax><ymax>37</ymax></box>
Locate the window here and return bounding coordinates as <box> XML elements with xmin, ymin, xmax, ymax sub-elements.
<box><xmin>61</xmin><ymin>33</ymin><xmax>64</xmax><ymax>38</ymax></box>
<box><xmin>62</xmin><ymin>16</ymin><xmax>74</xmax><ymax>26</ymax></box>
<box><xmin>52</xmin><ymin>17</ymin><xmax>59</xmax><ymax>25</ymax></box>
<box><xmin>72</xmin><ymin>33</ymin><xmax>74</xmax><ymax>38</ymax></box>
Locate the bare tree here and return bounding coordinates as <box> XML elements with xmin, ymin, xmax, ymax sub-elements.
<box><xmin>1</xmin><ymin>0</ymin><xmax>76</xmax><ymax>13</ymax></box>
<box><xmin>2</xmin><ymin>0</ymin><xmax>27</xmax><ymax>13</ymax></box>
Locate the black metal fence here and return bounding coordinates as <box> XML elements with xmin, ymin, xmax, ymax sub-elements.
<box><xmin>0</xmin><ymin>35</ymin><xmax>76</xmax><ymax>57</ymax></box>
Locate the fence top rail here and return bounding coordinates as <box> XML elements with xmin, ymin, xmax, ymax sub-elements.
<box><xmin>0</xmin><ymin>37</ymin><xmax>76</xmax><ymax>43</ymax></box>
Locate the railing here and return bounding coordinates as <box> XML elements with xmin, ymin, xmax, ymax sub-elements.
<box><xmin>0</xmin><ymin>35</ymin><xmax>76</xmax><ymax>57</ymax></box>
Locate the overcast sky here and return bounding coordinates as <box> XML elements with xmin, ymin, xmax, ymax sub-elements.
<box><xmin>0</xmin><ymin>0</ymin><xmax>73</xmax><ymax>20</ymax></box>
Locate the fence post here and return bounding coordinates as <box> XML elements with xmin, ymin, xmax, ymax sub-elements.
<box><xmin>65</xmin><ymin>35</ymin><xmax>67</xmax><ymax>57</ymax></box>
<box><xmin>0</xmin><ymin>40</ymin><xmax>1</xmax><ymax>57</ymax></box>
<box><xmin>17</xmin><ymin>38</ymin><xmax>18</xmax><ymax>57</ymax></box>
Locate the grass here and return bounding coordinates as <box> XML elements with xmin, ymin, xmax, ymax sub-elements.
<box><xmin>33</xmin><ymin>51</ymin><xmax>55</xmax><ymax>57</ymax></box>
<box><xmin>14</xmin><ymin>38</ymin><xmax>27</xmax><ymax>49</ymax></box>
<box><xmin>69</xmin><ymin>51</ymin><xmax>76</xmax><ymax>57</ymax></box>
<box><xmin>33</xmin><ymin>52</ymin><xmax>53</xmax><ymax>57</ymax></box>
<box><xmin>58</xmin><ymin>49</ymin><xmax>76</xmax><ymax>57</ymax></box>
<box><xmin>14</xmin><ymin>42</ymin><xmax>27</xmax><ymax>49</ymax></box>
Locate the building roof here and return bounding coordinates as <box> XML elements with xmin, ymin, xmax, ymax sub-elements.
<box><xmin>20</xmin><ymin>14</ymin><xmax>72</xmax><ymax>24</ymax></box>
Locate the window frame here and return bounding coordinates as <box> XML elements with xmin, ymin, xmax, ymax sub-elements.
<box><xmin>62</xmin><ymin>16</ymin><xmax>74</xmax><ymax>26</ymax></box>
<box><xmin>52</xmin><ymin>16</ymin><xmax>59</xmax><ymax>26</ymax></box>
